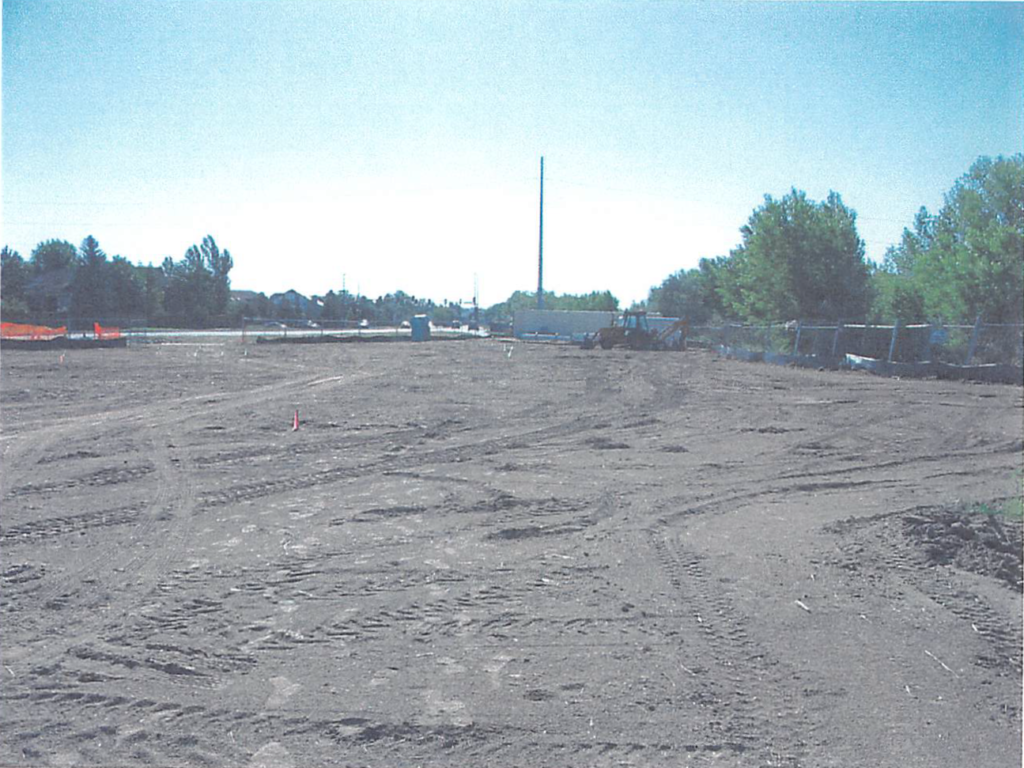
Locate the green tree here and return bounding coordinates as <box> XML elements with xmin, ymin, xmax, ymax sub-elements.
<box><xmin>648</xmin><ymin>258</ymin><xmax>728</xmax><ymax>324</ymax></box>
<box><xmin>107</xmin><ymin>256</ymin><xmax>146</xmax><ymax>319</ymax></box>
<box><xmin>138</xmin><ymin>265</ymin><xmax>166</xmax><ymax>324</ymax></box>
<box><xmin>870</xmin><ymin>264</ymin><xmax>926</xmax><ymax>323</ymax></box>
<box><xmin>876</xmin><ymin>155</ymin><xmax>1024</xmax><ymax>323</ymax></box>
<box><xmin>369</xmin><ymin>290</ymin><xmax>438</xmax><ymax>325</ymax></box>
<box><xmin>162</xmin><ymin>250</ymin><xmax>209</xmax><ymax>325</ymax></box>
<box><xmin>485</xmin><ymin>289</ymin><xmax>619</xmax><ymax>320</ymax></box>
<box><xmin>319</xmin><ymin>290</ymin><xmax>343</xmax><ymax>321</ymax></box>
<box><xmin>1</xmin><ymin>246</ymin><xmax>30</xmax><ymax>320</ymax></box>
<box><xmin>274</xmin><ymin>294</ymin><xmax>299</xmax><ymax>321</ymax></box>
<box><xmin>233</xmin><ymin>291</ymin><xmax>275</xmax><ymax>322</ymax></box>
<box><xmin>201</xmin><ymin>236</ymin><xmax>233</xmax><ymax>316</ymax></box>
<box><xmin>70</xmin><ymin>235</ymin><xmax>111</xmax><ymax>321</ymax></box>
<box><xmin>719</xmin><ymin>189</ymin><xmax>870</xmax><ymax>322</ymax></box>
<box><xmin>30</xmin><ymin>239</ymin><xmax>77</xmax><ymax>274</ymax></box>
<box><xmin>319</xmin><ymin>290</ymin><xmax>373</xmax><ymax>324</ymax></box>
<box><xmin>161</xmin><ymin>235</ymin><xmax>234</xmax><ymax>326</ymax></box>
<box><xmin>431</xmin><ymin>303</ymin><xmax>456</xmax><ymax>326</ymax></box>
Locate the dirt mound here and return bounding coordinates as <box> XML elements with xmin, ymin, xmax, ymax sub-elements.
<box><xmin>903</xmin><ymin>508</ymin><xmax>1022</xmax><ymax>588</ymax></box>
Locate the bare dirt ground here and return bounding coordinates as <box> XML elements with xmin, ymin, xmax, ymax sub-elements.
<box><xmin>1</xmin><ymin>339</ymin><xmax>1021</xmax><ymax>767</ymax></box>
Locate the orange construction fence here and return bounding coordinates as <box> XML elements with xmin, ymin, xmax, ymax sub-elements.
<box><xmin>94</xmin><ymin>322</ymin><xmax>121</xmax><ymax>340</ymax></box>
<box><xmin>1</xmin><ymin>322</ymin><xmax>68</xmax><ymax>340</ymax></box>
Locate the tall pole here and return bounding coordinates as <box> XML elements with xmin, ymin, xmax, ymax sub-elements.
<box><xmin>473</xmin><ymin>273</ymin><xmax>480</xmax><ymax>326</ymax></box>
<box><xmin>537</xmin><ymin>156</ymin><xmax>544</xmax><ymax>310</ymax></box>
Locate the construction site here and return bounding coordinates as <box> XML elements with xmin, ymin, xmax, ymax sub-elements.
<box><xmin>1</xmin><ymin>337</ymin><xmax>1021</xmax><ymax>767</ymax></box>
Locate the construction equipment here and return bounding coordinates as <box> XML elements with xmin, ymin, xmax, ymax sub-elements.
<box><xmin>655</xmin><ymin>317</ymin><xmax>689</xmax><ymax>349</ymax></box>
<box><xmin>581</xmin><ymin>311</ymin><xmax>687</xmax><ymax>351</ymax></box>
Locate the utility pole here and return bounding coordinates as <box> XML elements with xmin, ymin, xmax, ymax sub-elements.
<box><xmin>473</xmin><ymin>273</ymin><xmax>480</xmax><ymax>327</ymax></box>
<box><xmin>537</xmin><ymin>156</ymin><xmax>544</xmax><ymax>310</ymax></box>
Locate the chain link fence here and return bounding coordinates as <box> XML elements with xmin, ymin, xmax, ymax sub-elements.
<box><xmin>690</xmin><ymin>320</ymin><xmax>1023</xmax><ymax>384</ymax></box>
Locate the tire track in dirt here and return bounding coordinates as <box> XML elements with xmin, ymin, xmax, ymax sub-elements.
<box><xmin>647</xmin><ymin>524</ymin><xmax>807</xmax><ymax>767</ymax></box>
<box><xmin>1</xmin><ymin>425</ymin><xmax>225</xmax><ymax>765</ymax></box>
<box><xmin>4</xmin><ymin>463</ymin><xmax>156</xmax><ymax>499</ymax></box>
<box><xmin>5</xmin><ymin>343</ymin><xmax>1019</xmax><ymax>767</ymax></box>
<box><xmin>3</xmin><ymin>686</ymin><xmax>254</xmax><ymax>766</ymax></box>
<box><xmin>196</xmin><ymin>415</ymin><xmax>603</xmax><ymax>510</ymax></box>
<box><xmin>1</xmin><ymin>366</ymin><xmax>379</xmax><ymax>471</ymax></box>
<box><xmin>0</xmin><ymin>503</ymin><xmax>146</xmax><ymax>543</ymax></box>
<box><xmin>829</xmin><ymin>514</ymin><xmax>1022</xmax><ymax>676</ymax></box>
<box><xmin>1</xmin><ymin>364</ymin><xmax>386</xmax><ymax>655</ymax></box>
<box><xmin>2</xmin><ymin>413</ymin><xmax>217</xmax><ymax>695</ymax></box>
<box><xmin>13</xmin><ymin>431</ymin><xmax>175</xmax><ymax>607</ymax></box>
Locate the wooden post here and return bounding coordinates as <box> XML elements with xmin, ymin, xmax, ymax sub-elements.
<box><xmin>887</xmin><ymin>320</ymin><xmax>899</xmax><ymax>363</ymax></box>
<box><xmin>831</xmin><ymin>322</ymin><xmax>843</xmax><ymax>358</ymax></box>
<box><xmin>793</xmin><ymin>322</ymin><xmax>802</xmax><ymax>356</ymax></box>
<box><xmin>965</xmin><ymin>315</ymin><xmax>982</xmax><ymax>365</ymax></box>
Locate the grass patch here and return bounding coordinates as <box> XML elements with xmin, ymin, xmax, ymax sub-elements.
<box><xmin>972</xmin><ymin>498</ymin><xmax>1024</xmax><ymax>520</ymax></box>
<box><xmin>970</xmin><ymin>472</ymin><xmax>1024</xmax><ymax>520</ymax></box>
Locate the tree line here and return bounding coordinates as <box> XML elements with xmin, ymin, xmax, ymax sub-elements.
<box><xmin>647</xmin><ymin>155</ymin><xmax>1024</xmax><ymax>326</ymax></box>
<box><xmin>1</xmin><ymin>235</ymin><xmax>233</xmax><ymax>329</ymax></box>
<box><xmin>484</xmin><ymin>290</ymin><xmax>618</xmax><ymax>320</ymax></box>
<box><xmin>3</xmin><ymin>155</ymin><xmax>1019</xmax><ymax>330</ymax></box>
<box><xmin>0</xmin><ymin>231</ymin><xmax>619</xmax><ymax>329</ymax></box>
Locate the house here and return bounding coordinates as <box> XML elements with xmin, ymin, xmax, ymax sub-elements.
<box><xmin>230</xmin><ymin>289</ymin><xmax>262</xmax><ymax>305</ymax></box>
<box><xmin>269</xmin><ymin>289</ymin><xmax>312</xmax><ymax>316</ymax></box>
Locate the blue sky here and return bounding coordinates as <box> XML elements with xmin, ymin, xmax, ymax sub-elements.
<box><xmin>3</xmin><ymin>1</ymin><xmax>1022</xmax><ymax>307</ymax></box>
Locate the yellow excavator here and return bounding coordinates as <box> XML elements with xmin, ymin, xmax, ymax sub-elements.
<box><xmin>581</xmin><ymin>311</ymin><xmax>687</xmax><ymax>351</ymax></box>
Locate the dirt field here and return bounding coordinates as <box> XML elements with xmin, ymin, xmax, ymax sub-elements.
<box><xmin>1</xmin><ymin>339</ymin><xmax>1021</xmax><ymax>767</ymax></box>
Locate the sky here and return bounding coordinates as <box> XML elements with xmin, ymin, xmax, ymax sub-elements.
<box><xmin>2</xmin><ymin>1</ymin><xmax>1022</xmax><ymax>308</ymax></box>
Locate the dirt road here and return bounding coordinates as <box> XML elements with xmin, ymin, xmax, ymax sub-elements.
<box><xmin>2</xmin><ymin>340</ymin><xmax>1020</xmax><ymax>766</ymax></box>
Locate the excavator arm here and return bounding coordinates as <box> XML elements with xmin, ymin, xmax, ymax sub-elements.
<box><xmin>655</xmin><ymin>318</ymin><xmax>688</xmax><ymax>349</ymax></box>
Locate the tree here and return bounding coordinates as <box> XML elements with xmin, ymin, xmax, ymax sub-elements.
<box><xmin>431</xmin><ymin>303</ymin><xmax>456</xmax><ymax>326</ymax></box>
<box><xmin>319</xmin><ymin>290</ymin><xmax>343</xmax><ymax>321</ymax></box>
<box><xmin>201</xmin><ymin>236</ymin><xmax>233</xmax><ymax>316</ymax></box>
<box><xmin>875</xmin><ymin>155</ymin><xmax>1024</xmax><ymax>323</ymax></box>
<box><xmin>718</xmin><ymin>189</ymin><xmax>871</xmax><ymax>322</ymax></box>
<box><xmin>648</xmin><ymin>257</ymin><xmax>728</xmax><ymax>324</ymax></box>
<box><xmin>162</xmin><ymin>253</ymin><xmax>207</xmax><ymax>326</ymax></box>
<box><xmin>1</xmin><ymin>246</ymin><xmax>30</xmax><ymax>320</ymax></box>
<box><xmin>231</xmin><ymin>291</ymin><xmax>275</xmax><ymax>322</ymax></box>
<box><xmin>870</xmin><ymin>264</ymin><xmax>926</xmax><ymax>323</ymax></box>
<box><xmin>160</xmin><ymin>235</ymin><xmax>235</xmax><ymax>326</ymax></box>
<box><xmin>138</xmin><ymin>265</ymin><xmax>166</xmax><ymax>324</ymax></box>
<box><xmin>30</xmin><ymin>239</ymin><xmax>77</xmax><ymax>274</ymax></box>
<box><xmin>485</xmin><ymin>289</ymin><xmax>619</xmax><ymax>320</ymax></box>
<box><xmin>107</xmin><ymin>256</ymin><xmax>146</xmax><ymax>319</ymax></box>
<box><xmin>70</xmin><ymin>235</ymin><xmax>111</xmax><ymax>321</ymax></box>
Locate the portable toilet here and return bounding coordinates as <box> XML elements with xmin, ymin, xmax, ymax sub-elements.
<box><xmin>411</xmin><ymin>314</ymin><xmax>431</xmax><ymax>342</ymax></box>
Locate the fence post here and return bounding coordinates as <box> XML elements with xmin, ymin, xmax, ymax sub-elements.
<box><xmin>965</xmin><ymin>315</ymin><xmax>982</xmax><ymax>365</ymax></box>
<box><xmin>887</xmin><ymin>320</ymin><xmax>899</xmax><ymax>363</ymax></box>
<box><xmin>793</xmin><ymin>321</ymin><xmax>802</xmax><ymax>356</ymax></box>
<box><xmin>831</xmin><ymin>322</ymin><xmax>843</xmax><ymax>358</ymax></box>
